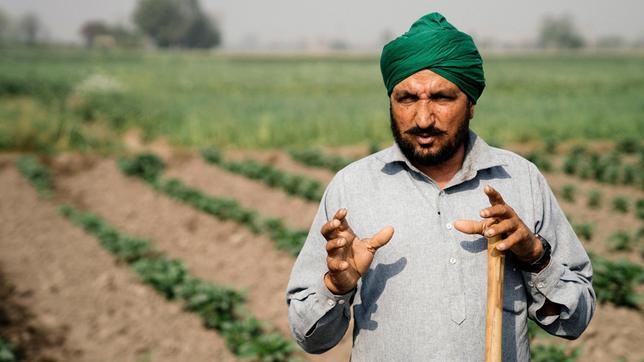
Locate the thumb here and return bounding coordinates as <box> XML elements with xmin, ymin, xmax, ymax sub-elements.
<box><xmin>453</xmin><ymin>219</ymin><xmax>485</xmax><ymax>235</ymax></box>
<box><xmin>366</xmin><ymin>226</ymin><xmax>395</xmax><ymax>250</ymax></box>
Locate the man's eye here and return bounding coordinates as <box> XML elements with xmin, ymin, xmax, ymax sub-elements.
<box><xmin>433</xmin><ymin>94</ymin><xmax>454</xmax><ymax>101</ymax></box>
<box><xmin>398</xmin><ymin>95</ymin><xmax>416</xmax><ymax>103</ymax></box>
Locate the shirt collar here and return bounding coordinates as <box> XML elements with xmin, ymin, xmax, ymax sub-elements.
<box><xmin>377</xmin><ymin>130</ymin><xmax>506</xmax><ymax>188</ymax></box>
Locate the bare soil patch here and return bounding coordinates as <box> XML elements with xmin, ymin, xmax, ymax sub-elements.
<box><xmin>0</xmin><ymin>267</ymin><xmax>79</xmax><ymax>362</ymax></box>
<box><xmin>165</xmin><ymin>156</ymin><xmax>319</xmax><ymax>229</ymax></box>
<box><xmin>227</xmin><ymin>149</ymin><xmax>335</xmax><ymax>185</ymax></box>
<box><xmin>0</xmin><ymin>167</ymin><xmax>235</xmax><ymax>362</ymax></box>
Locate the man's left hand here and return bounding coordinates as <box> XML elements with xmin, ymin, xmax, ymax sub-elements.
<box><xmin>453</xmin><ymin>185</ymin><xmax>543</xmax><ymax>263</ymax></box>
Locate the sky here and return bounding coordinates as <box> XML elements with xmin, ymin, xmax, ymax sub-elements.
<box><xmin>1</xmin><ymin>0</ymin><xmax>643</xmax><ymax>48</ymax></box>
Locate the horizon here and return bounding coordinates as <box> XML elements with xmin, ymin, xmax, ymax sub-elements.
<box><xmin>1</xmin><ymin>0</ymin><xmax>643</xmax><ymax>49</ymax></box>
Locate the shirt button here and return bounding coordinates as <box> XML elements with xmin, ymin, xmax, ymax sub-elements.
<box><xmin>338</xmin><ymin>299</ymin><xmax>345</xmax><ymax>305</ymax></box>
<box><xmin>527</xmin><ymin>281</ymin><xmax>534</xmax><ymax>287</ymax></box>
<box><xmin>327</xmin><ymin>299</ymin><xmax>336</xmax><ymax>307</ymax></box>
<box><xmin>449</xmin><ymin>257</ymin><xmax>457</xmax><ymax>264</ymax></box>
<box><xmin>537</xmin><ymin>282</ymin><xmax>545</xmax><ymax>289</ymax></box>
<box><xmin>446</xmin><ymin>223</ymin><xmax>453</xmax><ymax>230</ymax></box>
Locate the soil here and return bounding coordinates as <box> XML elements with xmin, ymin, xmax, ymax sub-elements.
<box><xmin>1</xmin><ymin>147</ymin><xmax>642</xmax><ymax>362</ymax></box>
<box><xmin>0</xmin><ymin>166</ymin><xmax>235</xmax><ymax>362</ymax></box>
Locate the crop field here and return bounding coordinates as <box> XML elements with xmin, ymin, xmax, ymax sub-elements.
<box><xmin>0</xmin><ymin>49</ymin><xmax>643</xmax><ymax>361</ymax></box>
<box><xmin>1</xmin><ymin>48</ymin><xmax>644</xmax><ymax>151</ymax></box>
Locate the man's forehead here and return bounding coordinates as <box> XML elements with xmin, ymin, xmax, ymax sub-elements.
<box><xmin>393</xmin><ymin>69</ymin><xmax>461</xmax><ymax>95</ymax></box>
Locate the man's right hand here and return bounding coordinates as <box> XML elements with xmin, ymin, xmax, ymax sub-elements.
<box><xmin>321</xmin><ymin>208</ymin><xmax>394</xmax><ymax>295</ymax></box>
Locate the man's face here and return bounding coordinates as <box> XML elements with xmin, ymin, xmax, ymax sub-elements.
<box><xmin>390</xmin><ymin>69</ymin><xmax>474</xmax><ymax>167</ymax></box>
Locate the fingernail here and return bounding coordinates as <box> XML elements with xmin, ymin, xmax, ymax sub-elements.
<box><xmin>485</xmin><ymin>229</ymin><xmax>494</xmax><ymax>237</ymax></box>
<box><xmin>496</xmin><ymin>243</ymin><xmax>506</xmax><ymax>250</ymax></box>
<box><xmin>338</xmin><ymin>238</ymin><xmax>345</xmax><ymax>246</ymax></box>
<box><xmin>332</xmin><ymin>219</ymin><xmax>340</xmax><ymax>227</ymax></box>
<box><xmin>480</xmin><ymin>210</ymin><xmax>488</xmax><ymax>217</ymax></box>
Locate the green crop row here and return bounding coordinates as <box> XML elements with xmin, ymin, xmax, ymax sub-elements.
<box><xmin>201</xmin><ymin>148</ymin><xmax>324</xmax><ymax>202</ymax></box>
<box><xmin>606</xmin><ymin>228</ymin><xmax>643</xmax><ymax>253</ymax></box>
<box><xmin>562</xmin><ymin>147</ymin><xmax>643</xmax><ymax>189</ymax></box>
<box><xmin>59</xmin><ymin>205</ymin><xmax>297</xmax><ymax>362</ymax></box>
<box><xmin>15</xmin><ymin>155</ymin><xmax>52</xmax><ymax>197</ymax></box>
<box><xmin>531</xmin><ymin>345</ymin><xmax>581</xmax><ymax>362</ymax></box>
<box><xmin>591</xmin><ymin>253</ymin><xmax>644</xmax><ymax>309</ymax></box>
<box><xmin>119</xmin><ymin>153</ymin><xmax>308</xmax><ymax>256</ymax></box>
<box><xmin>527</xmin><ymin>321</ymin><xmax>581</xmax><ymax>361</ymax></box>
<box><xmin>559</xmin><ymin>184</ymin><xmax>642</xmax><ymax>219</ymax></box>
<box><xmin>288</xmin><ymin>149</ymin><xmax>353</xmax><ymax>172</ymax></box>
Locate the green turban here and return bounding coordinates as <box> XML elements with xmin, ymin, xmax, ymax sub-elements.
<box><xmin>380</xmin><ymin>12</ymin><xmax>485</xmax><ymax>103</ymax></box>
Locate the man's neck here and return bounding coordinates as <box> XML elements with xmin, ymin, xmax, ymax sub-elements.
<box><xmin>414</xmin><ymin>144</ymin><xmax>466</xmax><ymax>190</ymax></box>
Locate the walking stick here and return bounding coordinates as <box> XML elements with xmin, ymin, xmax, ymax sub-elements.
<box><xmin>485</xmin><ymin>235</ymin><xmax>505</xmax><ymax>362</ymax></box>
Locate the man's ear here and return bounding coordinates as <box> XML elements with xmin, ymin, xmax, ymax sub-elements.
<box><xmin>468</xmin><ymin>101</ymin><xmax>475</xmax><ymax>120</ymax></box>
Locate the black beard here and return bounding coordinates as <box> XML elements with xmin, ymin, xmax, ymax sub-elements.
<box><xmin>390</xmin><ymin>107</ymin><xmax>470</xmax><ymax>167</ymax></box>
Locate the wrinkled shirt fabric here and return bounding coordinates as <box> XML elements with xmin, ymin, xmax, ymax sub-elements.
<box><xmin>286</xmin><ymin>131</ymin><xmax>595</xmax><ymax>362</ymax></box>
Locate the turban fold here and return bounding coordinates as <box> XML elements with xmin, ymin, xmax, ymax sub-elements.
<box><xmin>380</xmin><ymin>12</ymin><xmax>485</xmax><ymax>103</ymax></box>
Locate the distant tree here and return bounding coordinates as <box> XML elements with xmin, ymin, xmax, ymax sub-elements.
<box><xmin>17</xmin><ymin>12</ymin><xmax>45</xmax><ymax>45</ymax></box>
<box><xmin>133</xmin><ymin>0</ymin><xmax>220</xmax><ymax>48</ymax></box>
<box><xmin>80</xmin><ymin>20</ymin><xmax>110</xmax><ymax>47</ymax></box>
<box><xmin>80</xmin><ymin>20</ymin><xmax>142</xmax><ymax>48</ymax></box>
<box><xmin>538</xmin><ymin>14</ymin><xmax>585</xmax><ymax>49</ymax></box>
<box><xmin>179</xmin><ymin>12</ymin><xmax>220</xmax><ymax>48</ymax></box>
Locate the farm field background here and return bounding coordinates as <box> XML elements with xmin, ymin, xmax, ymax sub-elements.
<box><xmin>1</xmin><ymin>48</ymin><xmax>643</xmax><ymax>362</ymax></box>
<box><xmin>1</xmin><ymin>48</ymin><xmax>644</xmax><ymax>151</ymax></box>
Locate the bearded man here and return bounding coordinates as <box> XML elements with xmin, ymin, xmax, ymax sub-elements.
<box><xmin>286</xmin><ymin>13</ymin><xmax>594</xmax><ymax>361</ymax></box>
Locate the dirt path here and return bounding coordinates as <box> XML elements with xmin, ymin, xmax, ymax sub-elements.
<box><xmin>227</xmin><ymin>149</ymin><xmax>335</xmax><ymax>185</ymax></box>
<box><xmin>0</xmin><ymin>167</ymin><xmax>236</xmax><ymax>362</ymax></box>
<box><xmin>0</xmin><ymin>267</ymin><xmax>79</xmax><ymax>361</ymax></box>
<box><xmin>566</xmin><ymin>303</ymin><xmax>644</xmax><ymax>362</ymax></box>
<box><xmin>54</xmin><ymin>159</ymin><xmax>353</xmax><ymax>362</ymax></box>
<box><xmin>165</xmin><ymin>156</ymin><xmax>320</xmax><ymax>230</ymax></box>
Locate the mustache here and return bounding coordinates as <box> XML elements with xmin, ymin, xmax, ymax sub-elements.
<box><xmin>405</xmin><ymin>126</ymin><xmax>447</xmax><ymax>137</ymax></box>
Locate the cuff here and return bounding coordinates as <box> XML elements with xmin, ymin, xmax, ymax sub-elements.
<box><xmin>521</xmin><ymin>259</ymin><xmax>566</xmax><ymax>325</ymax></box>
<box><xmin>316</xmin><ymin>277</ymin><xmax>355</xmax><ymax>310</ymax></box>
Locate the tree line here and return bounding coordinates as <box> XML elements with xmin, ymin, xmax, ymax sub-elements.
<box><xmin>0</xmin><ymin>0</ymin><xmax>222</xmax><ymax>49</ymax></box>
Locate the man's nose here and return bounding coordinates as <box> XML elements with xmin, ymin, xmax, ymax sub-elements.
<box><xmin>415</xmin><ymin>100</ymin><xmax>435</xmax><ymax>128</ymax></box>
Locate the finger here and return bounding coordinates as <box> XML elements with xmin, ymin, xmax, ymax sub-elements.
<box><xmin>483</xmin><ymin>218</ymin><xmax>517</xmax><ymax>238</ymax></box>
<box><xmin>484</xmin><ymin>185</ymin><xmax>506</xmax><ymax>206</ymax></box>
<box><xmin>321</xmin><ymin>219</ymin><xmax>340</xmax><ymax>240</ymax></box>
<box><xmin>333</xmin><ymin>208</ymin><xmax>348</xmax><ymax>221</ymax></box>
<box><xmin>452</xmin><ymin>219</ymin><xmax>486</xmax><ymax>235</ymax></box>
<box><xmin>498</xmin><ymin>228</ymin><xmax>534</xmax><ymax>252</ymax></box>
<box><xmin>326</xmin><ymin>256</ymin><xmax>349</xmax><ymax>273</ymax></box>
<box><xmin>365</xmin><ymin>226</ymin><xmax>394</xmax><ymax>251</ymax></box>
<box><xmin>335</xmin><ymin>209</ymin><xmax>357</xmax><ymax>242</ymax></box>
<box><xmin>325</xmin><ymin>237</ymin><xmax>349</xmax><ymax>258</ymax></box>
<box><xmin>480</xmin><ymin>204</ymin><xmax>513</xmax><ymax>219</ymax></box>
<box><xmin>495</xmin><ymin>230</ymin><xmax>523</xmax><ymax>251</ymax></box>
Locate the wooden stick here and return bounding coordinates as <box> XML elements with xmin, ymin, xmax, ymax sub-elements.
<box><xmin>485</xmin><ymin>235</ymin><xmax>505</xmax><ymax>362</ymax></box>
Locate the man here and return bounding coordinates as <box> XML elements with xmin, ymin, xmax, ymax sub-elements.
<box><xmin>286</xmin><ymin>12</ymin><xmax>594</xmax><ymax>361</ymax></box>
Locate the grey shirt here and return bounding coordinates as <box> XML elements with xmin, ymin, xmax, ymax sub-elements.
<box><xmin>286</xmin><ymin>131</ymin><xmax>595</xmax><ymax>362</ymax></box>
